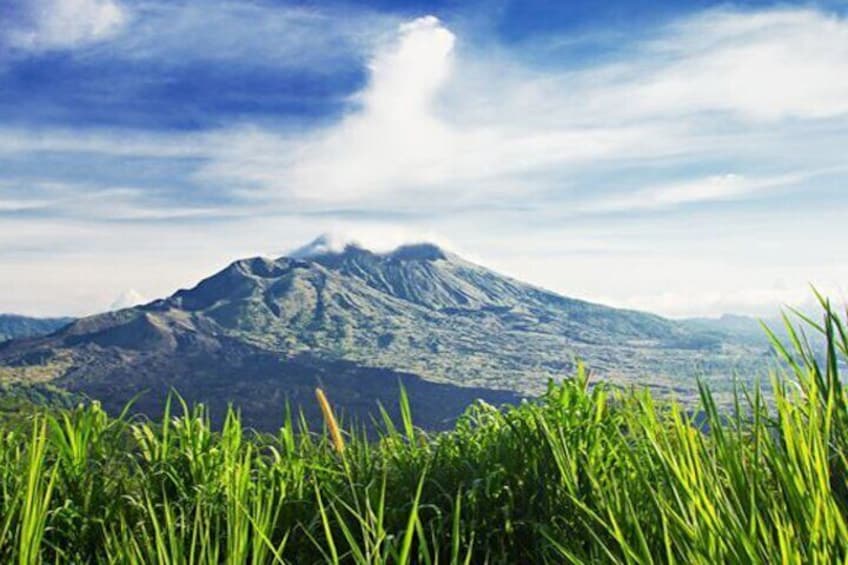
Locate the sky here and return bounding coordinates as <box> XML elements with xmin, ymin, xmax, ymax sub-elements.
<box><xmin>1</xmin><ymin>0</ymin><xmax>847</xmax><ymax>318</ymax></box>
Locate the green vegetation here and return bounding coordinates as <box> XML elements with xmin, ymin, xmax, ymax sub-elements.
<box><xmin>0</xmin><ymin>382</ymin><xmax>79</xmax><ymax>427</ymax></box>
<box><xmin>1</xmin><ymin>297</ymin><xmax>847</xmax><ymax>563</ymax></box>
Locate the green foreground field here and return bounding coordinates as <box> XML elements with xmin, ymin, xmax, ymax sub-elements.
<box><xmin>2</xmin><ymin>298</ymin><xmax>848</xmax><ymax>563</ymax></box>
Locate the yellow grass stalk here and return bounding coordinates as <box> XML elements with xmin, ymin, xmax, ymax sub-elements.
<box><xmin>315</xmin><ymin>388</ymin><xmax>345</xmax><ymax>454</ymax></box>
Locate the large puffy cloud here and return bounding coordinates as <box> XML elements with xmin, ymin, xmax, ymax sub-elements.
<box><xmin>285</xmin><ymin>16</ymin><xmax>459</xmax><ymax>201</ymax></box>
<box><xmin>198</xmin><ymin>16</ymin><xmax>463</xmax><ymax>202</ymax></box>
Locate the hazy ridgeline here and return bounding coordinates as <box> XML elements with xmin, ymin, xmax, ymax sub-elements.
<box><xmin>1</xmin><ymin>299</ymin><xmax>848</xmax><ymax>563</ymax></box>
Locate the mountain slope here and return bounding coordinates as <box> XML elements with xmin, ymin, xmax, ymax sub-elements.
<box><xmin>0</xmin><ymin>315</ymin><xmax>73</xmax><ymax>343</ymax></box>
<box><xmin>0</xmin><ymin>238</ymin><xmax>767</xmax><ymax>429</ymax></box>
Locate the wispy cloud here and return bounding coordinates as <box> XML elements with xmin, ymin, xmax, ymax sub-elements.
<box><xmin>6</xmin><ymin>0</ymin><xmax>127</xmax><ymax>50</ymax></box>
<box><xmin>3</xmin><ymin>4</ymin><xmax>848</xmax><ymax>317</ymax></box>
<box><xmin>0</xmin><ymin>127</ymin><xmax>205</xmax><ymax>158</ymax></box>
<box><xmin>198</xmin><ymin>15</ymin><xmax>676</xmax><ymax>205</ymax></box>
<box><xmin>635</xmin><ymin>8</ymin><xmax>848</xmax><ymax>121</ymax></box>
<box><xmin>7</xmin><ymin>6</ymin><xmax>848</xmax><ymax>212</ymax></box>
<box><xmin>109</xmin><ymin>1</ymin><xmax>393</xmax><ymax>70</ymax></box>
<box><xmin>581</xmin><ymin>170</ymin><xmax>821</xmax><ymax>213</ymax></box>
<box><xmin>4</xmin><ymin>0</ymin><xmax>395</xmax><ymax>70</ymax></box>
<box><xmin>0</xmin><ymin>178</ymin><xmax>236</xmax><ymax>221</ymax></box>
<box><xmin>198</xmin><ymin>7</ymin><xmax>848</xmax><ymax>210</ymax></box>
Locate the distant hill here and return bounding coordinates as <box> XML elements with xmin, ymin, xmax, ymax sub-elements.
<box><xmin>682</xmin><ymin>310</ymin><xmax>809</xmax><ymax>350</ymax></box>
<box><xmin>0</xmin><ymin>237</ymin><xmax>769</xmax><ymax>429</ymax></box>
<box><xmin>0</xmin><ymin>315</ymin><xmax>73</xmax><ymax>343</ymax></box>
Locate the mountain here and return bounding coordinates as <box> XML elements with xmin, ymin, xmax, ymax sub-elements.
<box><xmin>682</xmin><ymin>312</ymin><xmax>803</xmax><ymax>348</ymax></box>
<box><xmin>682</xmin><ymin>314</ymin><xmax>771</xmax><ymax>345</ymax></box>
<box><xmin>0</xmin><ymin>315</ymin><xmax>73</xmax><ymax>343</ymax></box>
<box><xmin>0</xmin><ymin>238</ymin><xmax>768</xmax><ymax>429</ymax></box>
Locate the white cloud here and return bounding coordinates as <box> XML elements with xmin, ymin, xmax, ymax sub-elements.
<box><xmin>582</xmin><ymin>171</ymin><xmax>807</xmax><ymax>213</ymax></box>
<box><xmin>200</xmin><ymin>16</ymin><xmax>681</xmax><ymax>204</ymax></box>
<box><xmin>285</xmin><ymin>16</ymin><xmax>458</xmax><ymax>201</ymax></box>
<box><xmin>608</xmin><ymin>285</ymin><xmax>847</xmax><ymax>320</ymax></box>
<box><xmin>105</xmin><ymin>1</ymin><xmax>395</xmax><ymax>71</ymax></box>
<box><xmin>0</xmin><ymin>198</ymin><xmax>52</xmax><ymax>212</ymax></box>
<box><xmin>110</xmin><ymin>288</ymin><xmax>145</xmax><ymax>310</ymax></box>
<box><xmin>504</xmin><ymin>8</ymin><xmax>848</xmax><ymax>126</ymax></box>
<box><xmin>636</xmin><ymin>9</ymin><xmax>848</xmax><ymax>121</ymax></box>
<box><xmin>11</xmin><ymin>8</ymin><xmax>848</xmax><ymax>211</ymax></box>
<box><xmin>199</xmin><ymin>16</ymin><xmax>461</xmax><ymax>202</ymax></box>
<box><xmin>0</xmin><ymin>179</ymin><xmax>231</xmax><ymax>221</ymax></box>
<box><xmin>9</xmin><ymin>0</ymin><xmax>127</xmax><ymax>50</ymax></box>
<box><xmin>4</xmin><ymin>6</ymin><xmax>848</xmax><ymax>319</ymax></box>
<box><xmin>284</xmin><ymin>227</ymin><xmax>459</xmax><ymax>258</ymax></box>
<box><xmin>0</xmin><ymin>127</ymin><xmax>205</xmax><ymax>158</ymax></box>
<box><xmin>198</xmin><ymin>8</ymin><xmax>848</xmax><ymax>209</ymax></box>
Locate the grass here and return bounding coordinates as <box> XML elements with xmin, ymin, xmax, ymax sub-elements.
<box><xmin>1</xmin><ymin>295</ymin><xmax>848</xmax><ymax>563</ymax></box>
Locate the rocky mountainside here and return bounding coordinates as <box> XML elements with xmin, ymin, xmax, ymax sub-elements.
<box><xmin>0</xmin><ymin>237</ymin><xmax>768</xmax><ymax>429</ymax></box>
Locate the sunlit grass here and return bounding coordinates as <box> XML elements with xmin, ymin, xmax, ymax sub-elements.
<box><xmin>1</xmin><ymin>295</ymin><xmax>847</xmax><ymax>563</ymax></box>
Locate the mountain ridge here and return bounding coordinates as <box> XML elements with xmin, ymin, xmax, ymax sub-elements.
<box><xmin>0</xmin><ymin>314</ymin><xmax>74</xmax><ymax>343</ymax></box>
<box><xmin>0</xmin><ymin>237</ymin><xmax>768</xmax><ymax>429</ymax></box>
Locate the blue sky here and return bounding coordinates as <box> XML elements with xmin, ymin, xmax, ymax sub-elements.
<box><xmin>2</xmin><ymin>0</ymin><xmax>848</xmax><ymax>317</ymax></box>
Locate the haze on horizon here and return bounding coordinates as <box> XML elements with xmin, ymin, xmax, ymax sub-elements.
<box><xmin>1</xmin><ymin>0</ymin><xmax>847</xmax><ymax>319</ymax></box>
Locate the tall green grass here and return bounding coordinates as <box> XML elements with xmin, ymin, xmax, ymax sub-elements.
<box><xmin>1</xmin><ymin>296</ymin><xmax>847</xmax><ymax>563</ymax></box>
